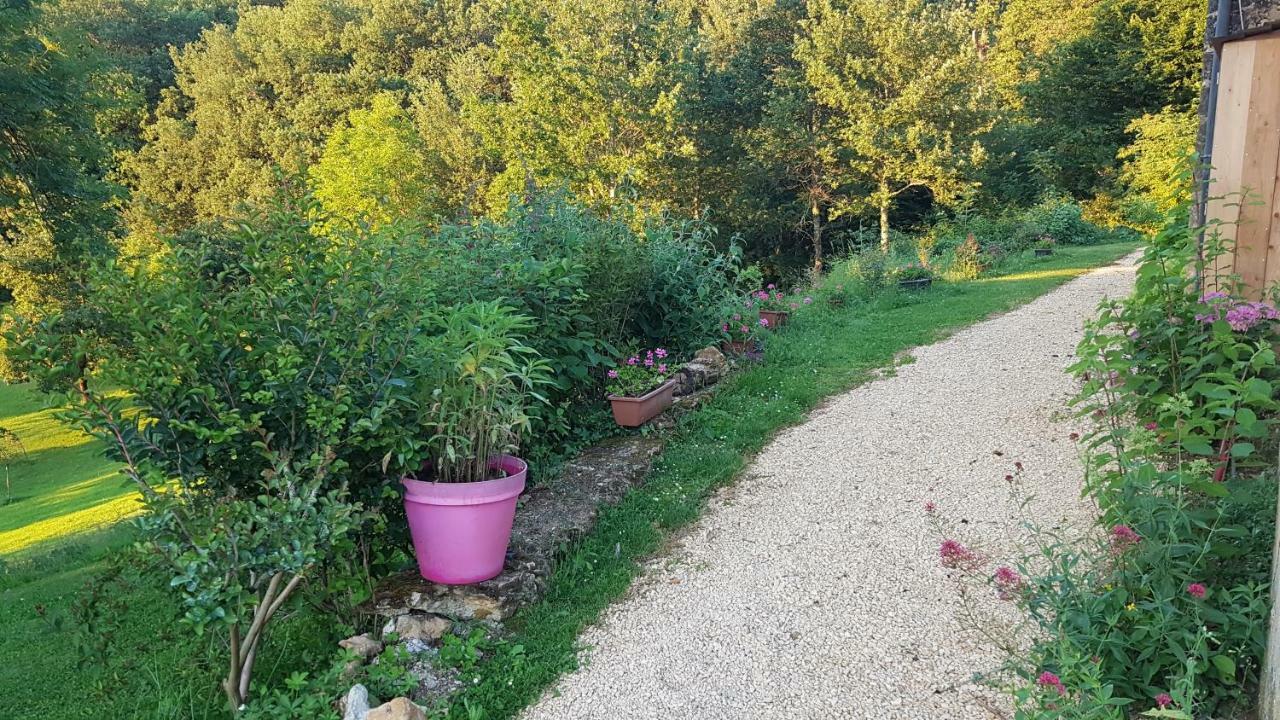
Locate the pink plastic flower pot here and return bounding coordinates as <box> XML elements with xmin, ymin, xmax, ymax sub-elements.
<box><xmin>401</xmin><ymin>455</ymin><xmax>526</xmax><ymax>585</ymax></box>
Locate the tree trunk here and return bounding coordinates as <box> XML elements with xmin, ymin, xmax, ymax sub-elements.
<box><xmin>878</xmin><ymin>192</ymin><xmax>891</xmax><ymax>254</ymax></box>
<box><xmin>811</xmin><ymin>198</ymin><xmax>824</xmax><ymax>274</ymax></box>
<box><xmin>1262</xmin><ymin>445</ymin><xmax>1280</xmax><ymax>719</ymax></box>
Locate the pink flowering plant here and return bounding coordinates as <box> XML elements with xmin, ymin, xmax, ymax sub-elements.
<box><xmin>928</xmin><ymin>456</ymin><xmax>1270</xmax><ymax>719</ymax></box>
<box><xmin>1071</xmin><ymin>213</ymin><xmax>1280</xmax><ymax>480</ymax></box>
<box><xmin>746</xmin><ymin>284</ymin><xmax>791</xmax><ymax>312</ymax></box>
<box><xmin>719</xmin><ymin>312</ymin><xmax>760</xmax><ymax>344</ymax></box>
<box><xmin>605</xmin><ymin>348</ymin><xmax>679</xmax><ymax>397</ymax></box>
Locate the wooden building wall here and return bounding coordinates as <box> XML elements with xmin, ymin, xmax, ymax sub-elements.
<box><xmin>1206</xmin><ymin>30</ymin><xmax>1280</xmax><ymax>297</ymax></box>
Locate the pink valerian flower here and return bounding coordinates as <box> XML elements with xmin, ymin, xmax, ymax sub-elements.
<box><xmin>1155</xmin><ymin>693</ymin><xmax>1172</xmax><ymax>709</ymax></box>
<box><xmin>1037</xmin><ymin>671</ymin><xmax>1066</xmax><ymax>696</ymax></box>
<box><xmin>939</xmin><ymin>539</ymin><xmax>977</xmax><ymax>569</ymax></box>
<box><xmin>606</xmin><ymin>369</ymin><xmax>619</xmax><ymax>379</ymax></box>
<box><xmin>739</xmin><ymin>325</ymin><xmax>750</xmax><ymax>334</ymax></box>
<box><xmin>759</xmin><ymin>317</ymin><xmax>769</xmax><ymax>327</ymax></box>
<box><xmin>655</xmin><ymin>348</ymin><xmax>668</xmax><ymax>359</ymax></box>
<box><xmin>1187</xmin><ymin>583</ymin><xmax>1207</xmax><ymax>599</ymax></box>
<box><xmin>644</xmin><ymin>356</ymin><xmax>654</xmax><ymax>367</ymax></box>
<box><xmin>773</xmin><ymin>292</ymin><xmax>783</xmax><ymax>301</ymax></box>
<box><xmin>757</xmin><ymin>291</ymin><xmax>770</xmax><ymax>301</ymax></box>
<box><xmin>767</xmin><ymin>283</ymin><xmax>776</xmax><ymax>290</ymax></box>
<box><xmin>627</xmin><ymin>356</ymin><xmax>638</xmax><ymax>366</ymax></box>
<box><xmin>658</xmin><ymin>363</ymin><xmax>667</xmax><ymax>373</ymax></box>
<box><xmin>924</xmin><ymin>501</ymin><xmax>936</xmax><ymax>513</ymax></box>
<box><xmin>1143</xmin><ymin>421</ymin><xmax>1158</xmax><ymax>431</ymax></box>
<box><xmin>994</xmin><ymin>566</ymin><xmax>1023</xmax><ymax>600</ymax></box>
<box><xmin>1110</xmin><ymin>525</ymin><xmax>1140</xmax><ymax>553</ymax></box>
<box><xmin>803</xmin><ymin>296</ymin><xmax>813</xmax><ymax>305</ymax></box>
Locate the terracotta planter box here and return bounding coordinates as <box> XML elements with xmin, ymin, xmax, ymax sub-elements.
<box><xmin>608</xmin><ymin>379</ymin><xmax>676</xmax><ymax>427</ymax></box>
<box><xmin>758</xmin><ymin>310</ymin><xmax>789</xmax><ymax>329</ymax></box>
<box><xmin>722</xmin><ymin>340</ymin><xmax>752</xmax><ymax>355</ymax></box>
<box><xmin>1034</xmin><ymin>248</ymin><xmax>1054</xmax><ymax>257</ymax></box>
<box><xmin>898</xmin><ymin>277</ymin><xmax>932</xmax><ymax>291</ymax></box>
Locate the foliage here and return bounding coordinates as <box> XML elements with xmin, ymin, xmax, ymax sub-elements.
<box><xmin>6</xmin><ymin>196</ymin><xmax>445</xmax><ymax>709</ymax></box>
<box><xmin>1117</xmin><ymin>109</ymin><xmax>1197</xmax><ymax>229</ymax></box>
<box><xmin>407</xmin><ymin>301</ymin><xmax>553</xmax><ymax>484</ymax></box>
<box><xmin>936</xmin><ymin>210</ymin><xmax>1278</xmax><ymax>719</ymax></box>
<box><xmin>605</xmin><ymin>348</ymin><xmax>677</xmax><ymax>398</ymax></box>
<box><xmin>796</xmin><ymin>0</ymin><xmax>989</xmax><ymax>252</ymax></box>
<box><xmin>1072</xmin><ymin>213</ymin><xmax>1280</xmax><ymax>486</ymax></box>
<box><xmin>891</xmin><ymin>263</ymin><xmax>935</xmax><ymax>282</ymax></box>
<box><xmin>0</xmin><ymin>425</ymin><xmax>24</xmax><ymax>505</ymax></box>
<box><xmin>0</xmin><ymin>0</ymin><xmax>126</xmax><ymax>380</ymax></box>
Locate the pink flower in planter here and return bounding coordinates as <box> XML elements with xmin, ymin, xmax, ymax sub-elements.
<box><xmin>739</xmin><ymin>325</ymin><xmax>749</xmax><ymax>334</ymax></box>
<box><xmin>757</xmin><ymin>291</ymin><xmax>770</xmax><ymax>301</ymax></box>
<box><xmin>644</xmin><ymin>356</ymin><xmax>654</xmax><ymax>367</ymax></box>
<box><xmin>721</xmin><ymin>323</ymin><xmax>730</xmax><ymax>332</ymax></box>
<box><xmin>655</xmin><ymin>348</ymin><xmax>667</xmax><ymax>358</ymax></box>
<box><xmin>1187</xmin><ymin>583</ymin><xmax>1207</xmax><ymax>599</ymax></box>
<box><xmin>732</xmin><ymin>313</ymin><xmax>741</xmax><ymax>321</ymax></box>
<box><xmin>658</xmin><ymin>363</ymin><xmax>668</xmax><ymax>373</ymax></box>
<box><xmin>759</xmin><ymin>318</ymin><xmax>769</xmax><ymax>327</ymax></box>
<box><xmin>1155</xmin><ymin>693</ymin><xmax>1172</xmax><ymax>709</ymax></box>
<box><xmin>767</xmin><ymin>283</ymin><xmax>776</xmax><ymax>290</ymax></box>
<box><xmin>627</xmin><ymin>356</ymin><xmax>638</xmax><ymax>366</ymax></box>
<box><xmin>607</xmin><ymin>369</ymin><xmax>619</xmax><ymax>379</ymax></box>
<box><xmin>1036</xmin><ymin>671</ymin><xmax>1066</xmax><ymax>696</ymax></box>
<box><xmin>773</xmin><ymin>292</ymin><xmax>783</xmax><ymax>300</ymax></box>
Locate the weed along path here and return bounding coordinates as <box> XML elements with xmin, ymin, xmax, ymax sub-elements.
<box><xmin>519</xmin><ymin>256</ymin><xmax>1139</xmax><ymax>720</ymax></box>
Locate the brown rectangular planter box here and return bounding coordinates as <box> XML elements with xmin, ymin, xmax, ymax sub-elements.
<box><xmin>1034</xmin><ymin>248</ymin><xmax>1053</xmax><ymax>257</ymax></box>
<box><xmin>608</xmin><ymin>379</ymin><xmax>676</xmax><ymax>427</ymax></box>
<box><xmin>758</xmin><ymin>310</ymin><xmax>789</xmax><ymax>329</ymax></box>
<box><xmin>721</xmin><ymin>340</ymin><xmax>751</xmax><ymax>355</ymax></box>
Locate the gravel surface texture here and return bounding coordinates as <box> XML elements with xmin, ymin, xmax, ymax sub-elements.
<box><xmin>520</xmin><ymin>256</ymin><xmax>1139</xmax><ymax>720</ymax></box>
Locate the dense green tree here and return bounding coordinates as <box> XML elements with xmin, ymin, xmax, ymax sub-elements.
<box><xmin>797</xmin><ymin>0</ymin><xmax>988</xmax><ymax>252</ymax></box>
<box><xmin>0</xmin><ymin>0</ymin><xmax>123</xmax><ymax>379</ymax></box>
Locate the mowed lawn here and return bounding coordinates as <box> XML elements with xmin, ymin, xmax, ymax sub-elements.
<box><xmin>0</xmin><ymin>383</ymin><xmax>138</xmax><ymax>555</ymax></box>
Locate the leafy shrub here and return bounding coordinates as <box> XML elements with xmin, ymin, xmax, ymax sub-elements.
<box><xmin>947</xmin><ymin>233</ymin><xmax>986</xmax><ymax>280</ymax></box>
<box><xmin>9</xmin><ymin>197</ymin><xmax>442</xmax><ymax>710</ymax></box>
<box><xmin>936</xmin><ymin>208</ymin><xmax>1277</xmax><ymax>720</ymax></box>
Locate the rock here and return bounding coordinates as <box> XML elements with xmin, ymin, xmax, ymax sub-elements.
<box><xmin>338</xmin><ymin>633</ymin><xmax>383</xmax><ymax>660</ymax></box>
<box><xmin>366</xmin><ymin>697</ymin><xmax>426</xmax><ymax>720</ymax></box>
<box><xmin>673</xmin><ymin>346</ymin><xmax>727</xmax><ymax>396</ymax></box>
<box><xmin>341</xmin><ymin>684</ymin><xmax>370</xmax><ymax>720</ymax></box>
<box><xmin>394</xmin><ymin>614</ymin><xmax>452</xmax><ymax>643</ymax></box>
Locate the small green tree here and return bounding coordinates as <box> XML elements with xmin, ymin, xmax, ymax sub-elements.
<box><xmin>797</xmin><ymin>0</ymin><xmax>989</xmax><ymax>252</ymax></box>
<box><xmin>10</xmin><ymin>196</ymin><xmax>439</xmax><ymax>712</ymax></box>
<box><xmin>0</xmin><ymin>427</ymin><xmax>26</xmax><ymax>505</ymax></box>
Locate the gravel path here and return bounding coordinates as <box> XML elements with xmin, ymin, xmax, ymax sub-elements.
<box><xmin>521</xmin><ymin>256</ymin><xmax>1139</xmax><ymax>720</ymax></box>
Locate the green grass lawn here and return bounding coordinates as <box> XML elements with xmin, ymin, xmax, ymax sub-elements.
<box><xmin>0</xmin><ymin>242</ymin><xmax>1136</xmax><ymax>720</ymax></box>
<box><xmin>0</xmin><ymin>383</ymin><xmax>139</xmax><ymax>555</ymax></box>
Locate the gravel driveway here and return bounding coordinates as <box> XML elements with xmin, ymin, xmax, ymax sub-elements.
<box><xmin>520</xmin><ymin>256</ymin><xmax>1139</xmax><ymax>720</ymax></box>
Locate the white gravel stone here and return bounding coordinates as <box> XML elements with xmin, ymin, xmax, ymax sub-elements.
<box><xmin>519</xmin><ymin>256</ymin><xmax>1139</xmax><ymax>720</ymax></box>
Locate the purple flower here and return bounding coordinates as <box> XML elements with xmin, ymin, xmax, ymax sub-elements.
<box><xmin>658</xmin><ymin>363</ymin><xmax>667</xmax><ymax>373</ymax></box>
<box><xmin>655</xmin><ymin>348</ymin><xmax>667</xmax><ymax>359</ymax></box>
<box><xmin>721</xmin><ymin>323</ymin><xmax>730</xmax><ymax>332</ymax></box>
<box><xmin>627</xmin><ymin>356</ymin><xmax>638</xmax><ymax>366</ymax></box>
<box><xmin>732</xmin><ymin>313</ymin><xmax>741</xmax><ymax>321</ymax></box>
<box><xmin>757</xmin><ymin>291</ymin><xmax>769</xmax><ymax>301</ymax></box>
<box><xmin>644</xmin><ymin>356</ymin><xmax>654</xmax><ymax>367</ymax></box>
<box><xmin>767</xmin><ymin>283</ymin><xmax>776</xmax><ymax>290</ymax></box>
<box><xmin>803</xmin><ymin>296</ymin><xmax>813</xmax><ymax>305</ymax></box>
<box><xmin>739</xmin><ymin>325</ymin><xmax>749</xmax><ymax>334</ymax></box>
<box><xmin>1187</xmin><ymin>582</ymin><xmax>1207</xmax><ymax>599</ymax></box>
<box><xmin>607</xmin><ymin>369</ymin><xmax>619</xmax><ymax>379</ymax></box>
<box><xmin>1155</xmin><ymin>693</ymin><xmax>1172</xmax><ymax>709</ymax></box>
<box><xmin>759</xmin><ymin>318</ymin><xmax>769</xmax><ymax>327</ymax></box>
